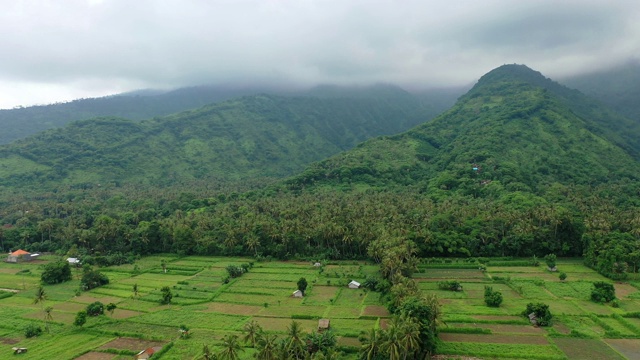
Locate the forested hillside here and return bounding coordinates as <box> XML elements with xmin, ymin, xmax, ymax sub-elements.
<box><xmin>1</xmin><ymin>65</ymin><xmax>639</xmax><ymax>283</ymax></box>
<box><xmin>0</xmin><ymin>90</ymin><xmax>437</xmax><ymax>190</ymax></box>
<box><xmin>0</xmin><ymin>83</ymin><xmax>458</xmax><ymax>145</ymax></box>
<box><xmin>0</xmin><ymin>85</ymin><xmax>267</xmax><ymax>144</ymax></box>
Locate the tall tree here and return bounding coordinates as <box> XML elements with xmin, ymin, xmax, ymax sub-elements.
<box><xmin>218</xmin><ymin>334</ymin><xmax>243</xmax><ymax>360</ymax></box>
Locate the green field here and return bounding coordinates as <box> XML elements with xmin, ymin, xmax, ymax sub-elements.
<box><xmin>0</xmin><ymin>256</ymin><xmax>376</xmax><ymax>359</ymax></box>
<box><xmin>0</xmin><ymin>256</ymin><xmax>638</xmax><ymax>359</ymax></box>
<box><xmin>423</xmin><ymin>258</ymin><xmax>639</xmax><ymax>359</ymax></box>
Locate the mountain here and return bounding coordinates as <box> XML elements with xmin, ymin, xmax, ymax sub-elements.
<box><xmin>287</xmin><ymin>64</ymin><xmax>640</xmax><ymax>196</ymax></box>
<box><xmin>561</xmin><ymin>61</ymin><xmax>640</xmax><ymax>121</ymax></box>
<box><xmin>0</xmin><ymin>85</ymin><xmax>273</xmax><ymax>145</ymax></box>
<box><xmin>0</xmin><ymin>83</ymin><xmax>458</xmax><ymax>145</ymax></box>
<box><xmin>0</xmin><ymin>90</ymin><xmax>439</xmax><ymax>191</ymax></box>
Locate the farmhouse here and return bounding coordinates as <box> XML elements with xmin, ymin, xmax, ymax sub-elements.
<box><xmin>318</xmin><ymin>319</ymin><xmax>330</xmax><ymax>332</ymax></box>
<box><xmin>135</xmin><ymin>346</ymin><xmax>162</xmax><ymax>359</ymax></box>
<box><xmin>348</xmin><ymin>280</ymin><xmax>360</xmax><ymax>289</ymax></box>
<box><xmin>292</xmin><ymin>289</ymin><xmax>304</xmax><ymax>298</ymax></box>
<box><xmin>6</xmin><ymin>249</ymin><xmax>33</xmax><ymax>263</ymax></box>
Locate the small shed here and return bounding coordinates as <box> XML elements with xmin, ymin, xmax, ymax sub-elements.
<box><xmin>67</xmin><ymin>257</ymin><xmax>81</xmax><ymax>265</ymax></box>
<box><xmin>313</xmin><ymin>262</ymin><xmax>322</xmax><ymax>267</ymax></box>
<box><xmin>292</xmin><ymin>289</ymin><xmax>304</xmax><ymax>298</ymax></box>
<box><xmin>528</xmin><ymin>312</ymin><xmax>538</xmax><ymax>326</ymax></box>
<box><xmin>135</xmin><ymin>346</ymin><xmax>162</xmax><ymax>360</ymax></box>
<box><xmin>7</xmin><ymin>249</ymin><xmax>32</xmax><ymax>263</ymax></box>
<box><xmin>12</xmin><ymin>347</ymin><xmax>28</xmax><ymax>354</ymax></box>
<box><xmin>318</xmin><ymin>319</ymin><xmax>330</xmax><ymax>332</ymax></box>
<box><xmin>348</xmin><ymin>280</ymin><xmax>361</xmax><ymax>289</ymax></box>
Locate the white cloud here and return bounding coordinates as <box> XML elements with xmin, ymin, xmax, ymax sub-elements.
<box><xmin>0</xmin><ymin>0</ymin><xmax>638</xmax><ymax>108</ymax></box>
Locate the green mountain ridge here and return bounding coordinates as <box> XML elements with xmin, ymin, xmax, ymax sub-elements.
<box><xmin>287</xmin><ymin>64</ymin><xmax>640</xmax><ymax>196</ymax></box>
<box><xmin>0</xmin><ymin>83</ymin><xmax>459</xmax><ymax>145</ymax></box>
<box><xmin>0</xmin><ymin>91</ymin><xmax>439</xmax><ymax>190</ymax></box>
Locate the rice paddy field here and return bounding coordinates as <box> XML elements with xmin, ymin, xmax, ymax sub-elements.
<box><xmin>0</xmin><ymin>255</ymin><xmax>381</xmax><ymax>359</ymax></box>
<box><xmin>0</xmin><ymin>255</ymin><xmax>638</xmax><ymax>359</ymax></box>
<box><xmin>422</xmin><ymin>258</ymin><xmax>640</xmax><ymax>359</ymax></box>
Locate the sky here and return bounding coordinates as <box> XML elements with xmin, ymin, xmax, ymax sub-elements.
<box><xmin>1</xmin><ymin>0</ymin><xmax>639</xmax><ymax>109</ymax></box>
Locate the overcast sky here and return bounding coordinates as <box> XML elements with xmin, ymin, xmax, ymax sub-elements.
<box><xmin>1</xmin><ymin>0</ymin><xmax>639</xmax><ymax>109</ymax></box>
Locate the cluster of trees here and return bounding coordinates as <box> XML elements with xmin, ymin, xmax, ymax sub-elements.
<box><xmin>201</xmin><ymin>320</ymin><xmax>339</xmax><ymax>360</ymax></box>
<box><xmin>2</xmin><ymin>180</ymin><xmax>639</xmax><ymax>282</ymax></box>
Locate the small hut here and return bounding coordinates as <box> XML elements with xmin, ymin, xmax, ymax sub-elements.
<box><xmin>7</xmin><ymin>249</ymin><xmax>32</xmax><ymax>263</ymax></box>
<box><xmin>318</xmin><ymin>319</ymin><xmax>330</xmax><ymax>332</ymax></box>
<box><xmin>292</xmin><ymin>290</ymin><xmax>303</xmax><ymax>298</ymax></box>
<box><xmin>528</xmin><ymin>312</ymin><xmax>538</xmax><ymax>326</ymax></box>
<box><xmin>348</xmin><ymin>280</ymin><xmax>361</xmax><ymax>289</ymax></box>
<box><xmin>313</xmin><ymin>262</ymin><xmax>322</xmax><ymax>267</ymax></box>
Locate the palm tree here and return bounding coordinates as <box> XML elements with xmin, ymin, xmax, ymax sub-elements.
<box><xmin>396</xmin><ymin>314</ymin><xmax>421</xmax><ymax>360</ymax></box>
<box><xmin>44</xmin><ymin>306</ymin><xmax>53</xmax><ymax>333</ymax></box>
<box><xmin>132</xmin><ymin>283</ymin><xmax>140</xmax><ymax>301</ymax></box>
<box><xmin>255</xmin><ymin>333</ymin><xmax>278</xmax><ymax>360</ymax></box>
<box><xmin>359</xmin><ymin>329</ymin><xmax>383</xmax><ymax>360</ymax></box>
<box><xmin>202</xmin><ymin>344</ymin><xmax>217</xmax><ymax>360</ymax></box>
<box><xmin>33</xmin><ymin>286</ymin><xmax>48</xmax><ymax>332</ymax></box>
<box><xmin>286</xmin><ymin>320</ymin><xmax>305</xmax><ymax>359</ymax></box>
<box><xmin>218</xmin><ymin>334</ymin><xmax>243</xmax><ymax>360</ymax></box>
<box><xmin>381</xmin><ymin>318</ymin><xmax>403</xmax><ymax>360</ymax></box>
<box><xmin>33</xmin><ymin>286</ymin><xmax>47</xmax><ymax>307</ymax></box>
<box><xmin>242</xmin><ymin>320</ymin><xmax>262</xmax><ymax>347</ymax></box>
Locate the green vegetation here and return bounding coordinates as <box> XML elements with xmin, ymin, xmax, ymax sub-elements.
<box><xmin>484</xmin><ymin>286</ymin><xmax>503</xmax><ymax>307</ymax></box>
<box><xmin>297</xmin><ymin>277</ymin><xmax>308</xmax><ymax>295</ymax></box>
<box><xmin>41</xmin><ymin>260</ymin><xmax>72</xmax><ymax>284</ymax></box>
<box><xmin>591</xmin><ymin>281</ymin><xmax>616</xmax><ymax>303</ymax></box>
<box><xmin>523</xmin><ymin>303</ymin><xmax>553</xmax><ymax>326</ymax></box>
<box><xmin>80</xmin><ymin>266</ymin><xmax>109</xmax><ymax>290</ymax></box>
<box><xmin>1</xmin><ymin>65</ymin><xmax>640</xmax><ymax>358</ymax></box>
<box><xmin>24</xmin><ymin>323</ymin><xmax>43</xmax><ymax>338</ymax></box>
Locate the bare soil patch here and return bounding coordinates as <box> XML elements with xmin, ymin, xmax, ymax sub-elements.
<box><xmin>0</xmin><ymin>337</ymin><xmax>19</xmax><ymax>345</ymax></box>
<box><xmin>362</xmin><ymin>305</ymin><xmax>389</xmax><ymax>317</ymax></box>
<box><xmin>99</xmin><ymin>337</ymin><xmax>165</xmax><ymax>351</ymax></box>
<box><xmin>605</xmin><ymin>339</ymin><xmax>640</xmax><ymax>360</ymax></box>
<box><xmin>552</xmin><ymin>322</ymin><xmax>571</xmax><ymax>335</ymax></box>
<box><xmin>439</xmin><ymin>333</ymin><xmax>548</xmax><ymax>345</ymax></box>
<box><xmin>111</xmin><ymin>309</ymin><xmax>143</xmax><ymax>319</ymax></box>
<box><xmin>553</xmin><ymin>338</ymin><xmax>625</xmax><ymax>360</ymax></box>
<box><xmin>337</xmin><ymin>336</ymin><xmax>360</xmax><ymax>347</ymax></box>
<box><xmin>614</xmin><ymin>283</ymin><xmax>638</xmax><ymax>298</ymax></box>
<box><xmin>52</xmin><ymin>302</ymin><xmax>86</xmax><ymax>312</ymax></box>
<box><xmin>74</xmin><ymin>352</ymin><xmax>115</xmax><ymax>360</ymax></box>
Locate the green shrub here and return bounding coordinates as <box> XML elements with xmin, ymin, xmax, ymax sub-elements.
<box><xmin>591</xmin><ymin>282</ymin><xmax>615</xmax><ymax>303</ymax></box>
<box><xmin>484</xmin><ymin>286</ymin><xmax>503</xmax><ymax>307</ymax></box>
<box><xmin>559</xmin><ymin>272</ymin><xmax>567</xmax><ymax>281</ymax></box>
<box><xmin>86</xmin><ymin>301</ymin><xmax>105</xmax><ymax>316</ymax></box>
<box><xmin>41</xmin><ymin>260</ymin><xmax>72</xmax><ymax>284</ymax></box>
<box><xmin>74</xmin><ymin>310</ymin><xmax>87</xmax><ymax>327</ymax></box>
<box><xmin>81</xmin><ymin>267</ymin><xmax>109</xmax><ymax>290</ymax></box>
<box><xmin>544</xmin><ymin>254</ymin><xmax>557</xmax><ymax>269</ymax></box>
<box><xmin>522</xmin><ymin>302</ymin><xmax>552</xmax><ymax>326</ymax></box>
<box><xmin>438</xmin><ymin>280</ymin><xmax>462</xmax><ymax>291</ymax></box>
<box><xmin>24</xmin><ymin>324</ymin><xmax>42</xmax><ymax>338</ymax></box>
